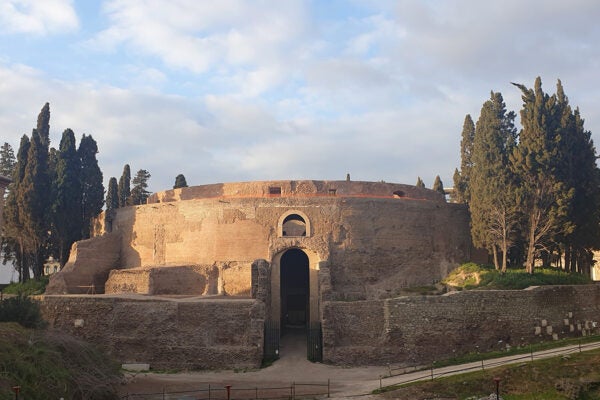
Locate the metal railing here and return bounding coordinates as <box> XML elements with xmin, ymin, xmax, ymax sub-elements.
<box><xmin>121</xmin><ymin>381</ymin><xmax>330</xmax><ymax>400</ymax></box>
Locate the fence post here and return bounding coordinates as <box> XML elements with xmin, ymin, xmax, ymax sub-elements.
<box><xmin>208</xmin><ymin>384</ymin><xmax>211</xmax><ymax>400</ymax></box>
<box><xmin>530</xmin><ymin>345</ymin><xmax>534</xmax><ymax>362</ymax></box>
<box><xmin>256</xmin><ymin>386</ymin><xmax>258</xmax><ymax>399</ymax></box>
<box><xmin>225</xmin><ymin>385</ymin><xmax>231</xmax><ymax>400</ymax></box>
<box><xmin>481</xmin><ymin>359</ymin><xmax>484</xmax><ymax>371</ymax></box>
<box><xmin>162</xmin><ymin>387</ymin><xmax>165</xmax><ymax>400</ymax></box>
<box><xmin>579</xmin><ymin>339</ymin><xmax>582</xmax><ymax>353</ymax></box>
<box><xmin>328</xmin><ymin>379</ymin><xmax>330</xmax><ymax>398</ymax></box>
<box><xmin>431</xmin><ymin>362</ymin><xmax>434</xmax><ymax>381</ymax></box>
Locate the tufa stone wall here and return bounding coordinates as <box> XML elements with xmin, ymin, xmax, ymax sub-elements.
<box><xmin>39</xmin><ymin>295</ymin><xmax>265</xmax><ymax>370</ymax></box>
<box><xmin>322</xmin><ymin>285</ymin><xmax>600</xmax><ymax>366</ymax></box>
<box><xmin>96</xmin><ymin>184</ymin><xmax>470</xmax><ymax>299</ymax></box>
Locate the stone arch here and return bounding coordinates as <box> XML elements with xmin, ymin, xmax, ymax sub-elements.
<box><xmin>278</xmin><ymin>210</ymin><xmax>311</xmax><ymax>237</ymax></box>
<box><xmin>270</xmin><ymin>246</ymin><xmax>320</xmax><ymax>325</ymax></box>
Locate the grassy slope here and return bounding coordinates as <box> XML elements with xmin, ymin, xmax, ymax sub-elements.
<box><xmin>379</xmin><ymin>348</ymin><xmax>600</xmax><ymax>400</ymax></box>
<box><xmin>0</xmin><ymin>322</ymin><xmax>121</xmax><ymax>400</ymax></box>
<box><xmin>442</xmin><ymin>263</ymin><xmax>592</xmax><ymax>290</ymax></box>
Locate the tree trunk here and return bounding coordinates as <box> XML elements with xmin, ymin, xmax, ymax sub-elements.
<box><xmin>492</xmin><ymin>246</ymin><xmax>499</xmax><ymax>270</ymax></box>
<box><xmin>525</xmin><ymin>223</ymin><xmax>536</xmax><ymax>274</ymax></box>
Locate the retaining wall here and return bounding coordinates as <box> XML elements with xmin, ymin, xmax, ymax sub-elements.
<box><xmin>40</xmin><ymin>295</ymin><xmax>265</xmax><ymax>370</ymax></box>
<box><xmin>322</xmin><ymin>285</ymin><xmax>600</xmax><ymax>366</ymax></box>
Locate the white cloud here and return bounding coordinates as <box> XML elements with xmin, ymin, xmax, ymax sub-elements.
<box><xmin>0</xmin><ymin>0</ymin><xmax>79</xmax><ymax>35</ymax></box>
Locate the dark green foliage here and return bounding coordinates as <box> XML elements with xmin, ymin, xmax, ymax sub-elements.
<box><xmin>117</xmin><ymin>164</ymin><xmax>131</xmax><ymax>207</ymax></box>
<box><xmin>36</xmin><ymin>102</ymin><xmax>50</xmax><ymax>149</ymax></box>
<box><xmin>18</xmin><ymin>129</ymin><xmax>51</xmax><ymax>279</ymax></box>
<box><xmin>78</xmin><ymin>134</ymin><xmax>104</xmax><ymax>239</ymax></box>
<box><xmin>173</xmin><ymin>173</ymin><xmax>188</xmax><ymax>189</ymax></box>
<box><xmin>469</xmin><ymin>92</ymin><xmax>518</xmax><ymax>271</ymax></box>
<box><xmin>2</xmin><ymin>275</ymin><xmax>48</xmax><ymax>295</ymax></box>
<box><xmin>415</xmin><ymin>176</ymin><xmax>425</xmax><ymax>188</ymax></box>
<box><xmin>52</xmin><ymin>129</ymin><xmax>82</xmax><ymax>266</ymax></box>
<box><xmin>432</xmin><ymin>175</ymin><xmax>445</xmax><ymax>196</ymax></box>
<box><xmin>0</xmin><ymin>142</ymin><xmax>15</xmax><ymax>178</ymax></box>
<box><xmin>455</xmin><ymin>114</ymin><xmax>475</xmax><ymax>203</ymax></box>
<box><xmin>130</xmin><ymin>169</ymin><xmax>151</xmax><ymax>205</ymax></box>
<box><xmin>0</xmin><ymin>322</ymin><xmax>121</xmax><ymax>400</ymax></box>
<box><xmin>0</xmin><ymin>295</ymin><xmax>45</xmax><ymax>329</ymax></box>
<box><xmin>511</xmin><ymin>78</ymin><xmax>575</xmax><ymax>274</ymax></box>
<box><xmin>104</xmin><ymin>177</ymin><xmax>118</xmax><ymax>232</ymax></box>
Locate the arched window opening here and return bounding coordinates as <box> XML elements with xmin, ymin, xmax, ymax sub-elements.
<box><xmin>282</xmin><ymin>214</ymin><xmax>306</xmax><ymax>237</ymax></box>
<box><xmin>393</xmin><ymin>190</ymin><xmax>405</xmax><ymax>198</ymax></box>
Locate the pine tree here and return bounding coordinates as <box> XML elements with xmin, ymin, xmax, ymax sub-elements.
<box><xmin>0</xmin><ymin>142</ymin><xmax>16</xmax><ymax>178</ymax></box>
<box><xmin>469</xmin><ymin>92</ymin><xmax>518</xmax><ymax>272</ymax></box>
<box><xmin>117</xmin><ymin>164</ymin><xmax>131</xmax><ymax>207</ymax></box>
<box><xmin>52</xmin><ymin>129</ymin><xmax>82</xmax><ymax>266</ymax></box>
<box><xmin>105</xmin><ymin>177</ymin><xmax>119</xmax><ymax>232</ymax></box>
<box><xmin>511</xmin><ymin>77</ymin><xmax>573</xmax><ymax>274</ymax></box>
<box><xmin>173</xmin><ymin>174</ymin><xmax>188</xmax><ymax>189</ymax></box>
<box><xmin>78</xmin><ymin>134</ymin><xmax>104</xmax><ymax>239</ymax></box>
<box><xmin>130</xmin><ymin>169</ymin><xmax>151</xmax><ymax>205</ymax></box>
<box><xmin>456</xmin><ymin>114</ymin><xmax>475</xmax><ymax>203</ymax></box>
<box><xmin>415</xmin><ymin>177</ymin><xmax>425</xmax><ymax>188</ymax></box>
<box><xmin>432</xmin><ymin>175</ymin><xmax>445</xmax><ymax>197</ymax></box>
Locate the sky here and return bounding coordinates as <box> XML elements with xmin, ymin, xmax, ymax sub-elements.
<box><xmin>1</xmin><ymin>0</ymin><xmax>600</xmax><ymax>194</ymax></box>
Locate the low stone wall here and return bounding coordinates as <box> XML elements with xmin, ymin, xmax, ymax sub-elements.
<box><xmin>322</xmin><ymin>285</ymin><xmax>600</xmax><ymax>366</ymax></box>
<box><xmin>40</xmin><ymin>295</ymin><xmax>265</xmax><ymax>370</ymax></box>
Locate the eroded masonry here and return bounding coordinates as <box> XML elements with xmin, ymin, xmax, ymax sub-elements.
<box><xmin>42</xmin><ymin>180</ymin><xmax>600</xmax><ymax>369</ymax></box>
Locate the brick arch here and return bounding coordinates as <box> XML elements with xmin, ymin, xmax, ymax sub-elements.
<box><xmin>277</xmin><ymin>210</ymin><xmax>311</xmax><ymax>238</ymax></box>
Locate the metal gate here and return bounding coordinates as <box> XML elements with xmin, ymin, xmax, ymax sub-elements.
<box><xmin>307</xmin><ymin>322</ymin><xmax>322</xmax><ymax>362</ymax></box>
<box><xmin>263</xmin><ymin>320</ymin><xmax>280</xmax><ymax>362</ymax></box>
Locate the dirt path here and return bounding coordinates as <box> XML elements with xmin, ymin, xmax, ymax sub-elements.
<box><xmin>120</xmin><ymin>328</ymin><xmax>386</xmax><ymax>398</ymax></box>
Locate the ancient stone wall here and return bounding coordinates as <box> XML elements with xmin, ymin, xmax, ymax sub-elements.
<box><xmin>105</xmin><ymin>191</ymin><xmax>470</xmax><ymax>299</ymax></box>
<box><xmin>322</xmin><ymin>285</ymin><xmax>600</xmax><ymax>366</ymax></box>
<box><xmin>39</xmin><ymin>295</ymin><xmax>265</xmax><ymax>370</ymax></box>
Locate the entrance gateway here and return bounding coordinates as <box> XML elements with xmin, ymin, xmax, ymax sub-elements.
<box><xmin>266</xmin><ymin>247</ymin><xmax>322</xmax><ymax>362</ymax></box>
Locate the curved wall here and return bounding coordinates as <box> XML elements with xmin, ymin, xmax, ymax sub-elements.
<box><xmin>108</xmin><ymin>180</ymin><xmax>471</xmax><ymax>300</ymax></box>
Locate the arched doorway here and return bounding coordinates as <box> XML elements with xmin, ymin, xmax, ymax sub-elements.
<box><xmin>280</xmin><ymin>248</ymin><xmax>309</xmax><ymax>328</ymax></box>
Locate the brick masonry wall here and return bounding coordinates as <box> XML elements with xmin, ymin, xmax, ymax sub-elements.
<box><xmin>39</xmin><ymin>296</ymin><xmax>265</xmax><ymax>370</ymax></box>
<box><xmin>322</xmin><ymin>285</ymin><xmax>600</xmax><ymax>366</ymax></box>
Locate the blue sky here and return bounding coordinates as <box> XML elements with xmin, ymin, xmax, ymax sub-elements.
<box><xmin>1</xmin><ymin>0</ymin><xmax>600</xmax><ymax>194</ymax></box>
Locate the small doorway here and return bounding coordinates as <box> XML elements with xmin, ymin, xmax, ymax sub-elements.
<box><xmin>280</xmin><ymin>248</ymin><xmax>310</xmax><ymax>328</ymax></box>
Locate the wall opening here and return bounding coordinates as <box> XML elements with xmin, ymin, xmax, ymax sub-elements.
<box><xmin>282</xmin><ymin>214</ymin><xmax>306</xmax><ymax>237</ymax></box>
<box><xmin>280</xmin><ymin>248</ymin><xmax>309</xmax><ymax>330</ymax></box>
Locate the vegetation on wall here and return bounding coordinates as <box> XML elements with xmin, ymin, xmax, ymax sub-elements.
<box><xmin>453</xmin><ymin>78</ymin><xmax>600</xmax><ymax>275</ymax></box>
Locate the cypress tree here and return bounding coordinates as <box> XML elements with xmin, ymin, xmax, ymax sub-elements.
<box><xmin>450</xmin><ymin>168</ymin><xmax>462</xmax><ymax>203</ymax></box>
<box><xmin>78</xmin><ymin>134</ymin><xmax>104</xmax><ymax>239</ymax></box>
<box><xmin>415</xmin><ymin>177</ymin><xmax>425</xmax><ymax>188</ymax></box>
<box><xmin>19</xmin><ymin>129</ymin><xmax>51</xmax><ymax>278</ymax></box>
<box><xmin>52</xmin><ymin>129</ymin><xmax>82</xmax><ymax>266</ymax></box>
<box><xmin>130</xmin><ymin>169</ymin><xmax>151</xmax><ymax>205</ymax></box>
<box><xmin>456</xmin><ymin>114</ymin><xmax>475</xmax><ymax>203</ymax></box>
<box><xmin>511</xmin><ymin>77</ymin><xmax>573</xmax><ymax>274</ymax></box>
<box><xmin>2</xmin><ymin>135</ymin><xmax>31</xmax><ymax>282</ymax></box>
<box><xmin>105</xmin><ymin>177</ymin><xmax>119</xmax><ymax>232</ymax></box>
<box><xmin>36</xmin><ymin>102</ymin><xmax>50</xmax><ymax>149</ymax></box>
<box><xmin>173</xmin><ymin>174</ymin><xmax>188</xmax><ymax>189</ymax></box>
<box><xmin>0</xmin><ymin>143</ymin><xmax>15</xmax><ymax>178</ymax></box>
<box><xmin>118</xmin><ymin>164</ymin><xmax>131</xmax><ymax>207</ymax></box>
<box><xmin>432</xmin><ymin>175</ymin><xmax>445</xmax><ymax>197</ymax></box>
<box><xmin>469</xmin><ymin>92</ymin><xmax>518</xmax><ymax>272</ymax></box>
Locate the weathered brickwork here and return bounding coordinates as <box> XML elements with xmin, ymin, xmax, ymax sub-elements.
<box><xmin>40</xmin><ymin>295</ymin><xmax>265</xmax><ymax>369</ymax></box>
<box><xmin>322</xmin><ymin>285</ymin><xmax>600</xmax><ymax>366</ymax></box>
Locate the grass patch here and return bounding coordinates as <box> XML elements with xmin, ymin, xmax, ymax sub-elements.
<box><xmin>443</xmin><ymin>263</ymin><xmax>592</xmax><ymax>291</ymax></box>
<box><xmin>2</xmin><ymin>276</ymin><xmax>49</xmax><ymax>296</ymax></box>
<box><xmin>0</xmin><ymin>322</ymin><xmax>121</xmax><ymax>400</ymax></box>
<box><xmin>377</xmin><ymin>349</ymin><xmax>600</xmax><ymax>399</ymax></box>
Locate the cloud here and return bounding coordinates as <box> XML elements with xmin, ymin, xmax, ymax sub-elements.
<box><xmin>0</xmin><ymin>0</ymin><xmax>79</xmax><ymax>35</ymax></box>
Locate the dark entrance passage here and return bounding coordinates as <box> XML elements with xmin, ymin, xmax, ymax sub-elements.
<box><xmin>280</xmin><ymin>248</ymin><xmax>309</xmax><ymax>328</ymax></box>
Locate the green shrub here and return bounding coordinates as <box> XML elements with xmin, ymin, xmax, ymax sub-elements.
<box><xmin>2</xmin><ymin>276</ymin><xmax>49</xmax><ymax>296</ymax></box>
<box><xmin>0</xmin><ymin>295</ymin><xmax>46</xmax><ymax>329</ymax></box>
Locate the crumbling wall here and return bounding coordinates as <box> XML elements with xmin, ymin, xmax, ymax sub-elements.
<box><xmin>46</xmin><ymin>233</ymin><xmax>121</xmax><ymax>294</ymax></box>
<box><xmin>40</xmin><ymin>295</ymin><xmax>265</xmax><ymax>370</ymax></box>
<box><xmin>322</xmin><ymin>285</ymin><xmax>600</xmax><ymax>366</ymax></box>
